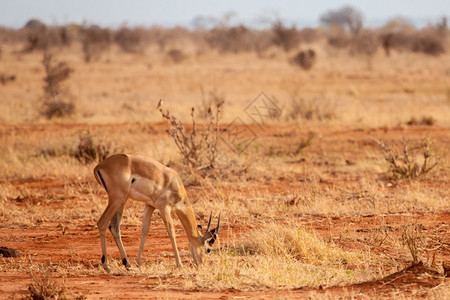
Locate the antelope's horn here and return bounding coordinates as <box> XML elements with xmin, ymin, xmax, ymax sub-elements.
<box><xmin>205</xmin><ymin>212</ymin><xmax>212</xmax><ymax>233</ymax></box>
<box><xmin>215</xmin><ymin>213</ymin><xmax>221</xmax><ymax>234</ymax></box>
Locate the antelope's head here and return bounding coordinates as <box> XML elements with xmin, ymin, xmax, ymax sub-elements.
<box><xmin>193</xmin><ymin>213</ymin><xmax>221</xmax><ymax>264</ymax></box>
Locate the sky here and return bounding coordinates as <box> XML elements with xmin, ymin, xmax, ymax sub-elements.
<box><xmin>0</xmin><ymin>0</ymin><xmax>449</xmax><ymax>29</ymax></box>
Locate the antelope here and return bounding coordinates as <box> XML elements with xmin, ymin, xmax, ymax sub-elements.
<box><xmin>93</xmin><ymin>153</ymin><xmax>220</xmax><ymax>272</ymax></box>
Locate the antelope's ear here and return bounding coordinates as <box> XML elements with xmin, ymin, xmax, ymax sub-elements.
<box><xmin>200</xmin><ymin>213</ymin><xmax>221</xmax><ymax>244</ymax></box>
<box><xmin>197</xmin><ymin>225</ymin><xmax>203</xmax><ymax>233</ymax></box>
<box><xmin>207</xmin><ymin>228</ymin><xmax>219</xmax><ymax>246</ymax></box>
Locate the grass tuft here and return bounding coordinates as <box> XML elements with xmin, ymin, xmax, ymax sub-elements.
<box><xmin>28</xmin><ymin>263</ymin><xmax>67</xmax><ymax>300</ymax></box>
<box><xmin>377</xmin><ymin>138</ymin><xmax>441</xmax><ymax>179</ymax></box>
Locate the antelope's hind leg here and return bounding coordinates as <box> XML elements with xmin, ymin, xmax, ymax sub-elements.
<box><xmin>97</xmin><ymin>193</ymin><xmax>128</xmax><ymax>272</ymax></box>
<box><xmin>109</xmin><ymin>202</ymin><xmax>131</xmax><ymax>269</ymax></box>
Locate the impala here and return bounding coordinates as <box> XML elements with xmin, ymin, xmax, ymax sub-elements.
<box><xmin>93</xmin><ymin>153</ymin><xmax>220</xmax><ymax>272</ymax></box>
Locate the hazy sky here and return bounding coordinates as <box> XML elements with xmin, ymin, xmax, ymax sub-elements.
<box><xmin>1</xmin><ymin>0</ymin><xmax>449</xmax><ymax>28</ymax></box>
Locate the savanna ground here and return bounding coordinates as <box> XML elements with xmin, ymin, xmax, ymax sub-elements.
<box><xmin>0</xmin><ymin>28</ymin><xmax>450</xmax><ymax>299</ymax></box>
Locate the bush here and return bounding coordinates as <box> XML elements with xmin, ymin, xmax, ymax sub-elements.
<box><xmin>197</xmin><ymin>87</ymin><xmax>225</xmax><ymax>119</ymax></box>
<box><xmin>205</xmin><ymin>25</ymin><xmax>270</xmax><ymax>53</ymax></box>
<box><xmin>271</xmin><ymin>21</ymin><xmax>300</xmax><ymax>52</ymax></box>
<box><xmin>41</xmin><ymin>53</ymin><xmax>75</xmax><ymax>119</ymax></box>
<box><xmin>377</xmin><ymin>138</ymin><xmax>441</xmax><ymax>179</ymax></box>
<box><xmin>72</xmin><ymin>132</ymin><xmax>116</xmax><ymax>164</ymax></box>
<box><xmin>115</xmin><ymin>26</ymin><xmax>147</xmax><ymax>53</ymax></box>
<box><xmin>20</xmin><ymin>20</ymin><xmax>73</xmax><ymax>52</ymax></box>
<box><xmin>166</xmin><ymin>49</ymin><xmax>186</xmax><ymax>63</ymax></box>
<box><xmin>290</xmin><ymin>49</ymin><xmax>316</xmax><ymax>70</ymax></box>
<box><xmin>287</xmin><ymin>92</ymin><xmax>336</xmax><ymax>121</ymax></box>
<box><xmin>326</xmin><ymin>28</ymin><xmax>352</xmax><ymax>48</ymax></box>
<box><xmin>381</xmin><ymin>28</ymin><xmax>447</xmax><ymax>56</ymax></box>
<box><xmin>80</xmin><ymin>25</ymin><xmax>111</xmax><ymax>62</ymax></box>
<box><xmin>411</xmin><ymin>30</ymin><xmax>446</xmax><ymax>56</ymax></box>
<box><xmin>158</xmin><ymin>99</ymin><xmax>223</xmax><ymax>171</ymax></box>
<box><xmin>350</xmin><ymin>30</ymin><xmax>379</xmax><ymax>69</ymax></box>
<box><xmin>28</xmin><ymin>263</ymin><xmax>67</xmax><ymax>300</ymax></box>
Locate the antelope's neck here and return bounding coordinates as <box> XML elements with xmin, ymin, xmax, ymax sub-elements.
<box><xmin>175</xmin><ymin>200</ymin><xmax>202</xmax><ymax>240</ymax></box>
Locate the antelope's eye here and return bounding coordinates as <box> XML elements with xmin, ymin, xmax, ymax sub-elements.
<box><xmin>206</xmin><ymin>248</ymin><xmax>212</xmax><ymax>254</ymax></box>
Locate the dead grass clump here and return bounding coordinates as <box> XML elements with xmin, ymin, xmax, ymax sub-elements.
<box><xmin>290</xmin><ymin>49</ymin><xmax>317</xmax><ymax>70</ymax></box>
<box><xmin>157</xmin><ymin>99</ymin><xmax>223</xmax><ymax>171</ymax></box>
<box><xmin>241</xmin><ymin>223</ymin><xmax>355</xmax><ymax>266</ymax></box>
<box><xmin>41</xmin><ymin>53</ymin><xmax>75</xmax><ymax>119</ymax></box>
<box><xmin>28</xmin><ymin>263</ymin><xmax>67</xmax><ymax>300</ymax></box>
<box><xmin>72</xmin><ymin>132</ymin><xmax>116</xmax><ymax>164</ymax></box>
<box><xmin>406</xmin><ymin>116</ymin><xmax>436</xmax><ymax>126</ymax></box>
<box><xmin>287</xmin><ymin>93</ymin><xmax>336</xmax><ymax>121</ymax></box>
<box><xmin>377</xmin><ymin>138</ymin><xmax>441</xmax><ymax>179</ymax></box>
<box><xmin>401</xmin><ymin>224</ymin><xmax>422</xmax><ymax>263</ymax></box>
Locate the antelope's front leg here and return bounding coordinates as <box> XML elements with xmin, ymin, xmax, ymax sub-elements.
<box><xmin>161</xmin><ymin>206</ymin><xmax>183</xmax><ymax>268</ymax></box>
<box><xmin>137</xmin><ymin>204</ymin><xmax>155</xmax><ymax>267</ymax></box>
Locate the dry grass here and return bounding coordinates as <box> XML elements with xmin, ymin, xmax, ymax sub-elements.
<box><xmin>0</xmin><ymin>28</ymin><xmax>449</xmax><ymax>298</ymax></box>
<box><xmin>28</xmin><ymin>263</ymin><xmax>68</xmax><ymax>300</ymax></box>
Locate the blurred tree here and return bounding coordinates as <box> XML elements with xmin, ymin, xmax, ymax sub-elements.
<box><xmin>320</xmin><ymin>6</ymin><xmax>363</xmax><ymax>35</ymax></box>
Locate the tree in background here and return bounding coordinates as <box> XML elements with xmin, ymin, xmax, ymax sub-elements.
<box><xmin>320</xmin><ymin>5</ymin><xmax>363</xmax><ymax>35</ymax></box>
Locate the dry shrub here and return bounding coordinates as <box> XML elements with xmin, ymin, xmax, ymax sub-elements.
<box><xmin>157</xmin><ymin>99</ymin><xmax>223</xmax><ymax>171</ymax></box>
<box><xmin>28</xmin><ymin>263</ymin><xmax>67</xmax><ymax>300</ymax></box>
<box><xmin>72</xmin><ymin>132</ymin><xmax>117</xmax><ymax>164</ymax></box>
<box><xmin>197</xmin><ymin>87</ymin><xmax>225</xmax><ymax>119</ymax></box>
<box><xmin>381</xmin><ymin>28</ymin><xmax>447</xmax><ymax>56</ymax></box>
<box><xmin>41</xmin><ymin>53</ymin><xmax>75</xmax><ymax>119</ymax></box>
<box><xmin>287</xmin><ymin>93</ymin><xmax>336</xmax><ymax>121</ymax></box>
<box><xmin>42</xmin><ymin>101</ymin><xmax>75</xmax><ymax>119</ymax></box>
<box><xmin>146</xmin><ymin>26</ymin><xmax>192</xmax><ymax>51</ymax></box>
<box><xmin>411</xmin><ymin>29</ymin><xmax>446</xmax><ymax>56</ymax></box>
<box><xmin>166</xmin><ymin>48</ymin><xmax>186</xmax><ymax>63</ymax></box>
<box><xmin>20</xmin><ymin>20</ymin><xmax>73</xmax><ymax>52</ymax></box>
<box><xmin>205</xmin><ymin>25</ymin><xmax>270</xmax><ymax>53</ymax></box>
<box><xmin>290</xmin><ymin>49</ymin><xmax>317</xmax><ymax>70</ymax></box>
<box><xmin>115</xmin><ymin>26</ymin><xmax>147</xmax><ymax>53</ymax></box>
<box><xmin>80</xmin><ymin>25</ymin><xmax>111</xmax><ymax>62</ymax></box>
<box><xmin>401</xmin><ymin>224</ymin><xmax>423</xmax><ymax>263</ymax></box>
<box><xmin>406</xmin><ymin>116</ymin><xmax>436</xmax><ymax>126</ymax></box>
<box><xmin>0</xmin><ymin>73</ymin><xmax>16</xmax><ymax>84</ymax></box>
<box><xmin>271</xmin><ymin>20</ymin><xmax>300</xmax><ymax>52</ymax></box>
<box><xmin>377</xmin><ymin>138</ymin><xmax>441</xmax><ymax>179</ymax></box>
<box><xmin>350</xmin><ymin>30</ymin><xmax>379</xmax><ymax>69</ymax></box>
<box><xmin>326</xmin><ymin>28</ymin><xmax>352</xmax><ymax>48</ymax></box>
<box><xmin>297</xmin><ymin>27</ymin><xmax>320</xmax><ymax>43</ymax></box>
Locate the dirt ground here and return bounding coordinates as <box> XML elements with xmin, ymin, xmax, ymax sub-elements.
<box><xmin>0</xmin><ymin>123</ymin><xmax>448</xmax><ymax>299</ymax></box>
